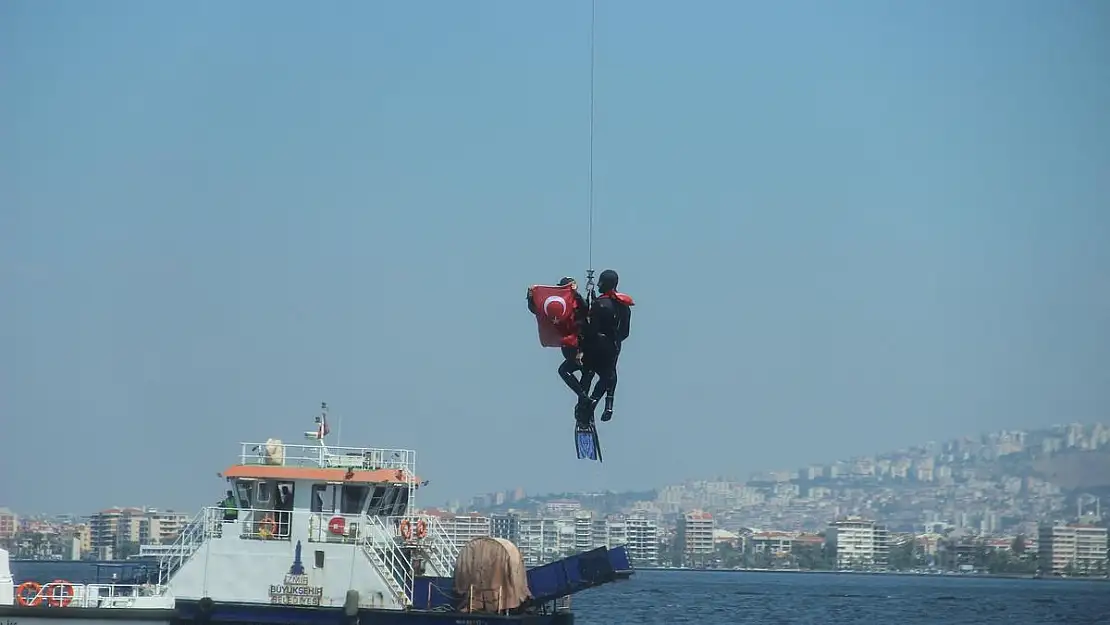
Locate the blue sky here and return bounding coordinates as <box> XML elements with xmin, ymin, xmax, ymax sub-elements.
<box><xmin>2</xmin><ymin>0</ymin><xmax>1108</xmax><ymax>514</ymax></box>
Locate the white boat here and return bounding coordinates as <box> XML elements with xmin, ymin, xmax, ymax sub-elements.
<box><xmin>0</xmin><ymin>405</ymin><xmax>632</xmax><ymax>625</ymax></box>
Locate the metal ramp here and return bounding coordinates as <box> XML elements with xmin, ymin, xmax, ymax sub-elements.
<box><xmin>410</xmin><ymin>545</ymin><xmax>633</xmax><ymax>611</ymax></box>
<box><xmin>524</xmin><ymin>545</ymin><xmax>632</xmax><ymax>606</ymax></box>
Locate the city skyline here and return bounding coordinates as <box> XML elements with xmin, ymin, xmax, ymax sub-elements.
<box><xmin>5</xmin><ymin>420</ymin><xmax>1109</xmax><ymax>524</ymax></box>
<box><xmin>4</xmin><ymin>424</ymin><xmax>1108</xmax><ymax>576</ymax></box>
<box><xmin>5</xmin><ymin>494</ymin><xmax>1107</xmax><ymax>578</ymax></box>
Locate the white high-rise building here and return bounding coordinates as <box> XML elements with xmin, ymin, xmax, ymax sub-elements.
<box><xmin>437</xmin><ymin>513</ymin><xmax>492</xmax><ymax>549</ymax></box>
<box><xmin>605</xmin><ymin>518</ymin><xmax>628</xmax><ymax>549</ymax></box>
<box><xmin>517</xmin><ymin>518</ymin><xmax>563</xmax><ymax>566</ymax></box>
<box><xmin>625</xmin><ymin>516</ymin><xmax>659</xmax><ymax>566</ymax></box>
<box><xmin>1038</xmin><ymin>523</ymin><xmax>1109</xmax><ymax>576</ymax></box>
<box><xmin>573</xmin><ymin>512</ymin><xmax>593</xmax><ymax>552</ymax></box>
<box><xmin>826</xmin><ymin>517</ymin><xmax>890</xmax><ymax>570</ymax></box>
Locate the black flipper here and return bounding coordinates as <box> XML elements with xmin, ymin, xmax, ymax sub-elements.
<box><xmin>575</xmin><ymin>419</ymin><xmax>603</xmax><ymax>462</ymax></box>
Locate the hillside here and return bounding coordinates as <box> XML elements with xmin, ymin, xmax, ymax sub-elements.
<box><xmin>463</xmin><ymin>423</ymin><xmax>1110</xmax><ymax>529</ymax></box>
<box><xmin>1033</xmin><ymin>449</ymin><xmax>1110</xmax><ymax>491</ymax></box>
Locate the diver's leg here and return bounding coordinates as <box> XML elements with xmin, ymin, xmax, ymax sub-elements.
<box><xmin>558</xmin><ymin>347</ymin><xmax>588</xmax><ymax>397</ymax></box>
<box><xmin>591</xmin><ymin>367</ymin><xmax>615</xmax><ymax>421</ymax></box>
<box><xmin>600</xmin><ymin>367</ymin><xmax>618</xmax><ymax>422</ymax></box>
<box><xmin>558</xmin><ymin>358</ymin><xmax>585</xmax><ymax>396</ymax></box>
<box><xmin>589</xmin><ymin>368</ymin><xmax>609</xmax><ymax>401</ymax></box>
<box><xmin>575</xmin><ymin>367</ymin><xmax>596</xmax><ymax>423</ymax></box>
<box><xmin>588</xmin><ymin>341</ymin><xmax>616</xmax><ymax>400</ymax></box>
<box><xmin>579</xmin><ymin>368</ymin><xmax>596</xmax><ymax>399</ymax></box>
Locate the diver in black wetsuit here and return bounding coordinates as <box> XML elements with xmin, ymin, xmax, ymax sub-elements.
<box><xmin>527</xmin><ymin>277</ymin><xmax>595</xmax><ymax>404</ymax></box>
<box><xmin>579</xmin><ymin>269</ymin><xmax>633</xmax><ymax>424</ymax></box>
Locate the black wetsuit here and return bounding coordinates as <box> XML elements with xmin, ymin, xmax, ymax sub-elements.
<box><xmin>527</xmin><ymin>289</ymin><xmax>594</xmax><ymax>398</ymax></box>
<box><xmin>581</xmin><ymin>292</ymin><xmax>632</xmax><ymax>420</ymax></box>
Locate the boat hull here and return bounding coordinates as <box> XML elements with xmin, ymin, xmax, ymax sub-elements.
<box><xmin>0</xmin><ymin>602</ymin><xmax>573</xmax><ymax>625</ymax></box>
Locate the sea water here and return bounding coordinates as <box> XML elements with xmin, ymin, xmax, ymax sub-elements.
<box><xmin>571</xmin><ymin>569</ymin><xmax>1110</xmax><ymax>625</ymax></box>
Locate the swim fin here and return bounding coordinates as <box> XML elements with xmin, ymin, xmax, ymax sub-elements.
<box><xmin>574</xmin><ymin>420</ymin><xmax>603</xmax><ymax>462</ymax></box>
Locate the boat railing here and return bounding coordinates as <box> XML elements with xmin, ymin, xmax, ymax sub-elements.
<box><xmin>235</xmin><ymin>507</ymin><xmax>295</xmax><ymax>541</ymax></box>
<box><xmin>238</xmin><ymin>442</ymin><xmax>417</xmax><ymax>475</ymax></box>
<box><xmin>185</xmin><ymin>505</ymin><xmax>296</xmax><ymax>541</ymax></box>
<box><xmin>157</xmin><ymin>507</ymin><xmax>211</xmax><ymax>583</ymax></box>
<box><xmin>362</xmin><ymin>515</ymin><xmax>414</xmax><ymax>608</ymax></box>
<box><xmin>18</xmin><ymin>582</ymin><xmax>167</xmax><ymax>608</ymax></box>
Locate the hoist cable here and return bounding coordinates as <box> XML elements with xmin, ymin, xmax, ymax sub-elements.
<box><xmin>586</xmin><ymin>0</ymin><xmax>597</xmax><ymax>297</ymax></box>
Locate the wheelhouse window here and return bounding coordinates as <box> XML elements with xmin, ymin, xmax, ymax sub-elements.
<box><xmin>339</xmin><ymin>485</ymin><xmax>370</xmax><ymax>515</ymax></box>
<box><xmin>365</xmin><ymin>486</ymin><xmax>387</xmax><ymax>515</ymax></box>
<box><xmin>377</xmin><ymin>487</ymin><xmax>397</xmax><ymax>516</ymax></box>
<box><xmin>277</xmin><ymin>482</ymin><xmax>295</xmax><ymax>511</ymax></box>
<box><xmin>234</xmin><ymin>481</ymin><xmax>254</xmax><ymax>509</ymax></box>
<box><xmin>391</xmin><ymin>487</ymin><xmax>410</xmax><ymax>516</ymax></box>
<box><xmin>256</xmin><ymin>481</ymin><xmax>272</xmax><ymax>506</ymax></box>
<box><xmin>311</xmin><ymin>484</ymin><xmax>336</xmax><ymax>513</ymax></box>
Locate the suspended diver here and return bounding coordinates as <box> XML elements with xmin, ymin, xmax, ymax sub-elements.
<box><xmin>526</xmin><ymin>276</ymin><xmax>603</xmax><ymax>461</ymax></box>
<box><xmin>577</xmin><ymin>269</ymin><xmax>634</xmax><ymax>425</ymax></box>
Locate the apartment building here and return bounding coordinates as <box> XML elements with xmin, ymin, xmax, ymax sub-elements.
<box><xmin>141</xmin><ymin>510</ymin><xmax>189</xmax><ymax>545</ymax></box>
<box><xmin>573</xmin><ymin>512</ymin><xmax>594</xmax><ymax>553</ymax></box>
<box><xmin>543</xmin><ymin>500</ymin><xmax>582</xmax><ymax>518</ymax></box>
<box><xmin>826</xmin><ymin>517</ymin><xmax>890</xmax><ymax>570</ymax></box>
<box><xmin>437</xmin><ymin>513</ymin><xmax>492</xmax><ymax>550</ymax></box>
<box><xmin>490</xmin><ymin>512</ymin><xmax>521</xmax><ymax>543</ymax></box>
<box><xmin>1038</xmin><ymin>523</ymin><xmax>1109</xmax><ymax>576</ymax></box>
<box><xmin>601</xmin><ymin>517</ymin><xmax>627</xmax><ymax>549</ymax></box>
<box><xmin>90</xmin><ymin>506</ymin><xmax>189</xmax><ymax>559</ymax></box>
<box><xmin>590</xmin><ymin>516</ymin><xmax>611</xmax><ymax>549</ymax></box>
<box><xmin>89</xmin><ymin>507</ymin><xmax>145</xmax><ymax>552</ymax></box>
<box><xmin>0</xmin><ymin>508</ymin><xmax>17</xmax><ymax>540</ymax></box>
<box><xmin>517</xmin><ymin>517</ymin><xmax>564</xmax><ymax>566</ymax></box>
<box><xmin>521</xmin><ymin>511</ymin><xmax>659</xmax><ymax>568</ymax></box>
<box><xmin>749</xmin><ymin>531</ymin><xmax>794</xmax><ymax>557</ymax></box>
<box><xmin>679</xmin><ymin>510</ymin><xmax>715</xmax><ymax>556</ymax></box>
<box><xmin>625</xmin><ymin>516</ymin><xmax>659</xmax><ymax>566</ymax></box>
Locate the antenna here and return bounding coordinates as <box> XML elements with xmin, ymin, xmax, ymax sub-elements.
<box><xmin>306</xmin><ymin>402</ymin><xmax>331</xmax><ymax>450</ymax></box>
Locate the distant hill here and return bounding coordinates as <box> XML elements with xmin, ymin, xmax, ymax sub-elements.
<box><xmin>1033</xmin><ymin>449</ymin><xmax>1110</xmax><ymax>491</ymax></box>
<box><xmin>468</xmin><ymin>424</ymin><xmax>1110</xmax><ymax>512</ymax></box>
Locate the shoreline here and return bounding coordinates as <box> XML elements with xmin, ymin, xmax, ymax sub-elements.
<box><xmin>632</xmin><ymin>567</ymin><xmax>1108</xmax><ymax>582</ymax></box>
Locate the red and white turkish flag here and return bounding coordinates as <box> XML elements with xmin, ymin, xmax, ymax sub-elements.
<box><xmin>529</xmin><ymin>284</ymin><xmax>579</xmax><ymax>348</ymax></box>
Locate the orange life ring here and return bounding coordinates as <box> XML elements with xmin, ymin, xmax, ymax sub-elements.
<box><xmin>259</xmin><ymin>514</ymin><xmax>277</xmax><ymax>538</ymax></box>
<box><xmin>43</xmin><ymin>579</ymin><xmax>75</xmax><ymax>607</ymax></box>
<box><xmin>415</xmin><ymin>519</ymin><xmax>428</xmax><ymax>539</ymax></box>
<box><xmin>16</xmin><ymin>581</ymin><xmax>42</xmax><ymax>606</ymax></box>
<box><xmin>400</xmin><ymin>518</ymin><xmax>412</xmax><ymax>540</ymax></box>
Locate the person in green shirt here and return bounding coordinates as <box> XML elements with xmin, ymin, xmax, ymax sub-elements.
<box><xmin>219</xmin><ymin>490</ymin><xmax>239</xmax><ymax>521</ymax></box>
